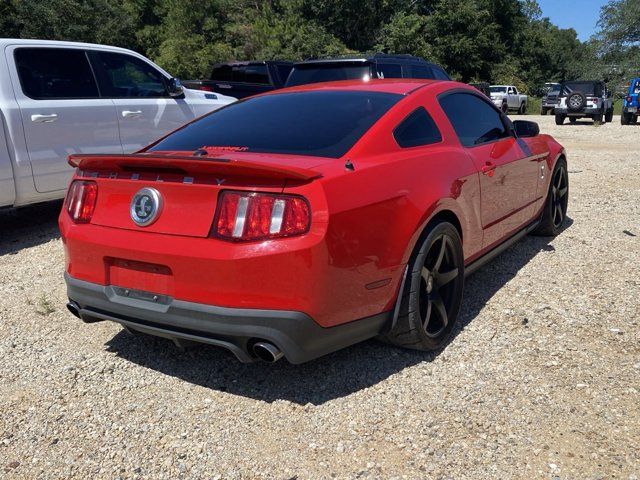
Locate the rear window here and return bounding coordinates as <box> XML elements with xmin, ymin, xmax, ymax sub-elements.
<box><xmin>211</xmin><ymin>64</ymin><xmax>270</xmax><ymax>84</ymax></box>
<box><xmin>15</xmin><ymin>48</ymin><xmax>99</xmax><ymax>99</ymax></box>
<box><xmin>148</xmin><ymin>91</ymin><xmax>401</xmax><ymax>158</ymax></box>
<box><xmin>286</xmin><ymin>63</ymin><xmax>372</xmax><ymax>87</ymax></box>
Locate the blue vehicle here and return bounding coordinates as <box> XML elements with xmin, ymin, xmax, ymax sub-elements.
<box><xmin>621</xmin><ymin>77</ymin><xmax>640</xmax><ymax>125</ymax></box>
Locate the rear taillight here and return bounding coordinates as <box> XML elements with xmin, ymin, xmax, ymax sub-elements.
<box><xmin>213</xmin><ymin>191</ymin><xmax>310</xmax><ymax>242</ymax></box>
<box><xmin>65</xmin><ymin>180</ymin><xmax>98</xmax><ymax>223</ymax></box>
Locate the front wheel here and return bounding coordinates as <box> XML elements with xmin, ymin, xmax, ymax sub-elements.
<box><xmin>555</xmin><ymin>114</ymin><xmax>566</xmax><ymax>125</ymax></box>
<box><xmin>533</xmin><ymin>158</ymin><xmax>569</xmax><ymax>236</ymax></box>
<box><xmin>541</xmin><ymin>107</ymin><xmax>547</xmax><ymax>116</ymax></box>
<box><xmin>382</xmin><ymin>222</ymin><xmax>464</xmax><ymax>352</ymax></box>
<box><xmin>501</xmin><ymin>102</ymin><xmax>508</xmax><ymax>114</ymax></box>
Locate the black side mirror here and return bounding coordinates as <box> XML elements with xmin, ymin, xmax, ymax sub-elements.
<box><xmin>167</xmin><ymin>78</ymin><xmax>184</xmax><ymax>98</ymax></box>
<box><xmin>513</xmin><ymin>120</ymin><xmax>539</xmax><ymax>138</ymax></box>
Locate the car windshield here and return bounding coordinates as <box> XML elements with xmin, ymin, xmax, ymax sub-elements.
<box><xmin>286</xmin><ymin>63</ymin><xmax>372</xmax><ymax>87</ymax></box>
<box><xmin>148</xmin><ymin>91</ymin><xmax>402</xmax><ymax>158</ymax></box>
<box><xmin>562</xmin><ymin>82</ymin><xmax>600</xmax><ymax>96</ymax></box>
<box><xmin>489</xmin><ymin>87</ymin><xmax>507</xmax><ymax>93</ymax></box>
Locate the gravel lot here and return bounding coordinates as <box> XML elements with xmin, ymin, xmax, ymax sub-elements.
<box><xmin>1</xmin><ymin>115</ymin><xmax>639</xmax><ymax>479</ymax></box>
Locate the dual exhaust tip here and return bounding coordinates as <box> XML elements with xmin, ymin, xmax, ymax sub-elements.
<box><xmin>67</xmin><ymin>301</ymin><xmax>283</xmax><ymax>363</ymax></box>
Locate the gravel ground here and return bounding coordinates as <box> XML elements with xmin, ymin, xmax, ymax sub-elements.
<box><xmin>1</xmin><ymin>115</ymin><xmax>639</xmax><ymax>479</ymax></box>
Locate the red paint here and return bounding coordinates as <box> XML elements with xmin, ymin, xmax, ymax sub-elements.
<box><xmin>60</xmin><ymin>80</ymin><xmax>565</xmax><ymax>328</ymax></box>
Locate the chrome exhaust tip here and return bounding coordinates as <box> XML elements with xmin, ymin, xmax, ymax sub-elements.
<box><xmin>66</xmin><ymin>301</ymin><xmax>81</xmax><ymax>319</ymax></box>
<box><xmin>252</xmin><ymin>342</ymin><xmax>284</xmax><ymax>363</ymax></box>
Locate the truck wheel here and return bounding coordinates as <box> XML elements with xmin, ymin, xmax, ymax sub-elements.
<box><xmin>555</xmin><ymin>114</ymin><xmax>566</xmax><ymax>125</ymax></box>
<box><xmin>569</xmin><ymin>117</ymin><xmax>577</xmax><ymax>124</ymax></box>
<box><xmin>540</xmin><ymin>107</ymin><xmax>547</xmax><ymax>116</ymax></box>
<box><xmin>594</xmin><ymin>111</ymin><xmax>604</xmax><ymax>124</ymax></box>
<box><xmin>605</xmin><ymin>108</ymin><xmax>614</xmax><ymax>123</ymax></box>
<box><xmin>621</xmin><ymin>112</ymin><xmax>631</xmax><ymax>125</ymax></box>
<box><xmin>501</xmin><ymin>102</ymin><xmax>508</xmax><ymax>114</ymax></box>
<box><xmin>518</xmin><ymin>102</ymin><xmax>526</xmax><ymax>115</ymax></box>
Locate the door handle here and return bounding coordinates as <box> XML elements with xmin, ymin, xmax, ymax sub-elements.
<box><xmin>481</xmin><ymin>162</ymin><xmax>496</xmax><ymax>176</ymax></box>
<box><xmin>31</xmin><ymin>114</ymin><xmax>58</xmax><ymax>123</ymax></box>
<box><xmin>122</xmin><ymin>110</ymin><xmax>143</xmax><ymax>118</ymax></box>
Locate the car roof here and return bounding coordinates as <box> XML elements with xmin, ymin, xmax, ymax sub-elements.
<box><xmin>0</xmin><ymin>38</ymin><xmax>136</xmax><ymax>54</ymax></box>
<box><xmin>562</xmin><ymin>80</ymin><xmax>604</xmax><ymax>84</ymax></box>
<box><xmin>294</xmin><ymin>54</ymin><xmax>438</xmax><ymax>66</ymax></box>
<box><xmin>212</xmin><ymin>60</ymin><xmax>293</xmax><ymax>67</ymax></box>
<box><xmin>267</xmin><ymin>78</ymin><xmax>452</xmax><ymax>96</ymax></box>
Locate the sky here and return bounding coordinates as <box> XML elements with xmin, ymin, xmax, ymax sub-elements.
<box><xmin>538</xmin><ymin>0</ymin><xmax>607</xmax><ymax>41</ymax></box>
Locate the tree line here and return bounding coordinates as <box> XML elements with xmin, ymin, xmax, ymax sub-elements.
<box><xmin>1</xmin><ymin>0</ymin><xmax>638</xmax><ymax>94</ymax></box>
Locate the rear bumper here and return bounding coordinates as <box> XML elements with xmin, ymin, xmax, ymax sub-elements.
<box><xmin>554</xmin><ymin>107</ymin><xmax>601</xmax><ymax>115</ymax></box>
<box><xmin>65</xmin><ymin>273</ymin><xmax>389</xmax><ymax>364</ymax></box>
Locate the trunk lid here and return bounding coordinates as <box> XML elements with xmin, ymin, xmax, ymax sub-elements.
<box><xmin>71</xmin><ymin>151</ymin><xmax>328</xmax><ymax>238</ymax></box>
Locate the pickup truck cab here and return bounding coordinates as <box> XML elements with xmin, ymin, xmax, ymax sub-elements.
<box><xmin>489</xmin><ymin>85</ymin><xmax>528</xmax><ymax>114</ymax></box>
<box><xmin>621</xmin><ymin>78</ymin><xmax>640</xmax><ymax>125</ymax></box>
<box><xmin>554</xmin><ymin>80</ymin><xmax>614</xmax><ymax>125</ymax></box>
<box><xmin>284</xmin><ymin>54</ymin><xmax>450</xmax><ymax>87</ymax></box>
<box><xmin>0</xmin><ymin>39</ymin><xmax>235</xmax><ymax>208</ymax></box>
<box><xmin>183</xmin><ymin>61</ymin><xmax>293</xmax><ymax>99</ymax></box>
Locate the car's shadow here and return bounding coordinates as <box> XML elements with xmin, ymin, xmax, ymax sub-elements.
<box><xmin>106</xmin><ymin>218</ymin><xmax>573</xmax><ymax>405</ymax></box>
<box><xmin>0</xmin><ymin>201</ymin><xmax>62</xmax><ymax>255</ymax></box>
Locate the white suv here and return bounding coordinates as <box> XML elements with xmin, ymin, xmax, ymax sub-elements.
<box><xmin>0</xmin><ymin>39</ymin><xmax>235</xmax><ymax>208</ymax></box>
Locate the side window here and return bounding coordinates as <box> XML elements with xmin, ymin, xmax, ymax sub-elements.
<box><xmin>408</xmin><ymin>65</ymin><xmax>435</xmax><ymax>79</ymax></box>
<box><xmin>211</xmin><ymin>65</ymin><xmax>233</xmax><ymax>81</ymax></box>
<box><xmin>90</xmin><ymin>51</ymin><xmax>168</xmax><ymax>98</ymax></box>
<box><xmin>239</xmin><ymin>65</ymin><xmax>270</xmax><ymax>84</ymax></box>
<box><xmin>377</xmin><ymin>63</ymin><xmax>402</xmax><ymax>79</ymax></box>
<box><xmin>394</xmin><ymin>107</ymin><xmax>442</xmax><ymax>148</ymax></box>
<box><xmin>439</xmin><ymin>92</ymin><xmax>509</xmax><ymax>147</ymax></box>
<box><xmin>276</xmin><ymin>65</ymin><xmax>293</xmax><ymax>84</ymax></box>
<box><xmin>432</xmin><ymin>67</ymin><xmax>450</xmax><ymax>80</ymax></box>
<box><xmin>15</xmin><ymin>48</ymin><xmax>99</xmax><ymax>99</ymax></box>
<box><xmin>508</xmin><ymin>87</ymin><xmax>515</xmax><ymax>94</ymax></box>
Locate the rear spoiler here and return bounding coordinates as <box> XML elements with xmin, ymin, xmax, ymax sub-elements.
<box><xmin>68</xmin><ymin>154</ymin><xmax>322</xmax><ymax>182</ymax></box>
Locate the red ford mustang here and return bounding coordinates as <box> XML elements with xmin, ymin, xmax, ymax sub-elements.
<box><xmin>60</xmin><ymin>79</ymin><xmax>568</xmax><ymax>364</ymax></box>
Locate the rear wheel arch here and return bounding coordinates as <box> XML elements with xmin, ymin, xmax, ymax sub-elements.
<box><xmin>404</xmin><ymin>209</ymin><xmax>464</xmax><ymax>266</ymax></box>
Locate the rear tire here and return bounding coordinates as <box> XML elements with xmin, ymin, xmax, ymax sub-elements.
<box><xmin>541</xmin><ymin>107</ymin><xmax>547</xmax><ymax>116</ymax></box>
<box><xmin>605</xmin><ymin>108</ymin><xmax>614</xmax><ymax>123</ymax></box>
<box><xmin>533</xmin><ymin>158</ymin><xmax>569</xmax><ymax>236</ymax></box>
<box><xmin>382</xmin><ymin>222</ymin><xmax>464</xmax><ymax>352</ymax></box>
<box><xmin>518</xmin><ymin>102</ymin><xmax>526</xmax><ymax>115</ymax></box>
<box><xmin>555</xmin><ymin>114</ymin><xmax>566</xmax><ymax>125</ymax></box>
<box><xmin>501</xmin><ymin>102</ymin><xmax>508</xmax><ymax>114</ymax></box>
<box><xmin>569</xmin><ymin>117</ymin><xmax>577</xmax><ymax>123</ymax></box>
<box><xmin>621</xmin><ymin>111</ymin><xmax>631</xmax><ymax>125</ymax></box>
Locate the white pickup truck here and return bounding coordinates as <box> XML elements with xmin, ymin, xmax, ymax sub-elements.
<box><xmin>489</xmin><ymin>85</ymin><xmax>528</xmax><ymax>114</ymax></box>
<box><xmin>0</xmin><ymin>39</ymin><xmax>235</xmax><ymax>208</ymax></box>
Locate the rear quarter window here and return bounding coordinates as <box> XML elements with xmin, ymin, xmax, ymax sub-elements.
<box><xmin>148</xmin><ymin>91</ymin><xmax>402</xmax><ymax>158</ymax></box>
<box><xmin>394</xmin><ymin>108</ymin><xmax>442</xmax><ymax>148</ymax></box>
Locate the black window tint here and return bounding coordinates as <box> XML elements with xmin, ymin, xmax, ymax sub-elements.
<box><xmin>91</xmin><ymin>51</ymin><xmax>168</xmax><ymax>98</ymax></box>
<box><xmin>408</xmin><ymin>65</ymin><xmax>435</xmax><ymax>79</ymax></box>
<box><xmin>15</xmin><ymin>48</ymin><xmax>98</xmax><ymax>99</ymax></box>
<box><xmin>240</xmin><ymin>65</ymin><xmax>269</xmax><ymax>84</ymax></box>
<box><xmin>148</xmin><ymin>91</ymin><xmax>401</xmax><ymax>158</ymax></box>
<box><xmin>286</xmin><ymin>64</ymin><xmax>372</xmax><ymax>87</ymax></box>
<box><xmin>394</xmin><ymin>108</ymin><xmax>442</xmax><ymax>148</ymax></box>
<box><xmin>211</xmin><ymin>65</ymin><xmax>233</xmax><ymax>81</ymax></box>
<box><xmin>432</xmin><ymin>67</ymin><xmax>450</xmax><ymax>80</ymax></box>
<box><xmin>440</xmin><ymin>92</ymin><xmax>509</xmax><ymax>147</ymax></box>
<box><xmin>276</xmin><ymin>65</ymin><xmax>293</xmax><ymax>84</ymax></box>
<box><xmin>377</xmin><ymin>63</ymin><xmax>402</xmax><ymax>79</ymax></box>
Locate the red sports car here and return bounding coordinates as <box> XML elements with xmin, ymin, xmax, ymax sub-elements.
<box><xmin>60</xmin><ymin>79</ymin><xmax>568</xmax><ymax>364</ymax></box>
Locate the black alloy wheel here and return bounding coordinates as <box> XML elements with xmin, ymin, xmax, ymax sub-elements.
<box><xmin>533</xmin><ymin>158</ymin><xmax>569</xmax><ymax>236</ymax></box>
<box><xmin>550</xmin><ymin>164</ymin><xmax>569</xmax><ymax>229</ymax></box>
<box><xmin>417</xmin><ymin>235</ymin><xmax>460</xmax><ymax>338</ymax></box>
<box><xmin>382</xmin><ymin>222</ymin><xmax>464</xmax><ymax>351</ymax></box>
